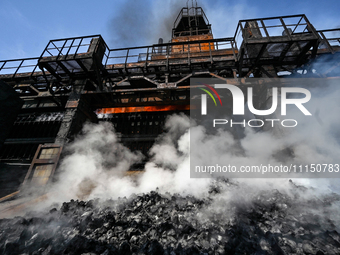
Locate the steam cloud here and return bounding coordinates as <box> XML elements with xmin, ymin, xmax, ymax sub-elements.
<box><xmin>108</xmin><ymin>0</ymin><xmax>184</xmax><ymax>48</ymax></box>
<box><xmin>107</xmin><ymin>0</ymin><xmax>258</xmax><ymax>48</ymax></box>
<box><xmin>2</xmin><ymin>74</ymin><xmax>340</xmax><ymax>254</ymax></box>
<box><xmin>4</xmin><ymin>0</ymin><xmax>340</xmax><ymax>233</ymax></box>
<box><xmin>43</xmin><ymin>77</ymin><xmax>340</xmax><ymax>209</ymax></box>
<box><xmin>1</xmin><ymin>2</ymin><xmax>340</xmax><ymax>254</ymax></box>
<box><xmin>48</xmin><ymin>113</ymin><xmax>211</xmax><ymax>203</ymax></box>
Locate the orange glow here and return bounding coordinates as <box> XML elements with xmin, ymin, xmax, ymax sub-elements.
<box><xmin>96</xmin><ymin>105</ymin><xmax>191</xmax><ymax>114</ymax></box>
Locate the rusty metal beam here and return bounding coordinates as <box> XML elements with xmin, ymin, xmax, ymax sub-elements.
<box><xmin>0</xmin><ymin>191</ymin><xmax>20</xmax><ymax>203</ymax></box>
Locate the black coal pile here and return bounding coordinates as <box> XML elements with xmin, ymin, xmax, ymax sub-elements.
<box><xmin>1</xmin><ymin>180</ymin><xmax>340</xmax><ymax>255</ymax></box>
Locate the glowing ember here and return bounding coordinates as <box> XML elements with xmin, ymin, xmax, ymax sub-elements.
<box><xmin>96</xmin><ymin>105</ymin><xmax>190</xmax><ymax>114</ymax></box>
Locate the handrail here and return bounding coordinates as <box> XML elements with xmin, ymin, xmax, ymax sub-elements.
<box><xmin>1</xmin><ymin>15</ymin><xmax>339</xmax><ymax>78</ymax></box>
<box><xmin>238</xmin><ymin>14</ymin><xmax>307</xmax><ymax>22</ymax></box>
<box><xmin>108</xmin><ymin>37</ymin><xmax>235</xmax><ymax>52</ymax></box>
<box><xmin>0</xmin><ymin>58</ymin><xmax>40</xmax><ymax>78</ymax></box>
<box><xmin>235</xmin><ymin>14</ymin><xmax>318</xmax><ymax>43</ymax></box>
<box><xmin>105</xmin><ymin>37</ymin><xmax>238</xmax><ymax>68</ymax></box>
<box><xmin>317</xmin><ymin>28</ymin><xmax>340</xmax><ymax>53</ymax></box>
<box><xmin>39</xmin><ymin>34</ymin><xmax>110</xmax><ymax>59</ymax></box>
<box><xmin>173</xmin><ymin>7</ymin><xmax>209</xmax><ymax>29</ymax></box>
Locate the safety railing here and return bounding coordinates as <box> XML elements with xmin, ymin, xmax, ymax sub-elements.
<box><xmin>318</xmin><ymin>28</ymin><xmax>340</xmax><ymax>53</ymax></box>
<box><xmin>0</xmin><ymin>37</ymin><xmax>237</xmax><ymax>78</ymax></box>
<box><xmin>39</xmin><ymin>34</ymin><xmax>111</xmax><ymax>75</ymax></box>
<box><xmin>173</xmin><ymin>7</ymin><xmax>209</xmax><ymax>31</ymax></box>
<box><xmin>234</xmin><ymin>14</ymin><xmax>319</xmax><ymax>46</ymax></box>
<box><xmin>40</xmin><ymin>35</ymin><xmax>109</xmax><ymax>59</ymax></box>
<box><xmin>0</xmin><ymin>58</ymin><xmax>40</xmax><ymax>78</ymax></box>
<box><xmin>104</xmin><ymin>37</ymin><xmax>238</xmax><ymax>67</ymax></box>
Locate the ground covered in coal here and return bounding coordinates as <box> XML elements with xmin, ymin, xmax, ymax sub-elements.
<box><xmin>1</xmin><ymin>181</ymin><xmax>340</xmax><ymax>255</ymax></box>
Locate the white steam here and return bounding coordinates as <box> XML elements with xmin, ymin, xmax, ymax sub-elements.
<box><xmin>48</xmin><ymin>113</ymin><xmax>211</xmax><ymax>202</ymax></box>
<box><xmin>49</xmin><ymin>122</ymin><xmax>143</xmax><ymax>201</ymax></box>
<box><xmin>35</xmin><ymin>78</ymin><xmax>340</xmax><ymax>225</ymax></box>
<box><xmin>48</xmin><ymin>82</ymin><xmax>340</xmax><ymax>201</ymax></box>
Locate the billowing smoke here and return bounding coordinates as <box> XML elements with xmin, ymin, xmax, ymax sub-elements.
<box><xmin>3</xmin><ymin>86</ymin><xmax>340</xmax><ymax>253</ymax></box>
<box><xmin>107</xmin><ymin>0</ymin><xmax>257</xmax><ymax>48</ymax></box>
<box><xmin>2</xmin><ymin>2</ymin><xmax>340</xmax><ymax>253</ymax></box>
<box><xmin>48</xmin><ymin>122</ymin><xmax>143</xmax><ymax>202</ymax></box>
<box><xmin>44</xmin><ymin>76</ymin><xmax>340</xmax><ymax>204</ymax></box>
<box><xmin>46</xmin><ymin>113</ymin><xmax>211</xmax><ymax>203</ymax></box>
<box><xmin>2</xmin><ymin>75</ymin><xmax>340</xmax><ymax>254</ymax></box>
<box><xmin>108</xmin><ymin>0</ymin><xmax>183</xmax><ymax>48</ymax></box>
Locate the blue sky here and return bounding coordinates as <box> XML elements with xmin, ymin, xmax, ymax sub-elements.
<box><xmin>0</xmin><ymin>0</ymin><xmax>339</xmax><ymax>60</ymax></box>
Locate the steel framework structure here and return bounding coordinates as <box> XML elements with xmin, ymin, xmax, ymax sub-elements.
<box><xmin>0</xmin><ymin>12</ymin><xmax>339</xmax><ymax>200</ymax></box>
